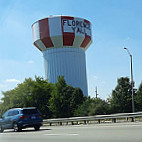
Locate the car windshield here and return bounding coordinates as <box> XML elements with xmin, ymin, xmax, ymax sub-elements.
<box><xmin>22</xmin><ymin>109</ymin><xmax>39</xmax><ymax>115</ymax></box>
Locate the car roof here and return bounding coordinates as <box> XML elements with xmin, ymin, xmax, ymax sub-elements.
<box><xmin>8</xmin><ymin>107</ymin><xmax>37</xmax><ymax>111</ymax></box>
<box><xmin>21</xmin><ymin>107</ymin><xmax>37</xmax><ymax>110</ymax></box>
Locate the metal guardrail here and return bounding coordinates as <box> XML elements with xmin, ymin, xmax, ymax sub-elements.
<box><xmin>43</xmin><ymin>112</ymin><xmax>142</xmax><ymax>126</ymax></box>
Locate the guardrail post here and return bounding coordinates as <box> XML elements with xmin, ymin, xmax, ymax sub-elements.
<box><xmin>66</xmin><ymin>122</ymin><xmax>68</xmax><ymax>125</ymax></box>
<box><xmin>71</xmin><ymin>121</ymin><xmax>74</xmax><ymax>125</ymax></box>
<box><xmin>131</xmin><ymin>117</ymin><xmax>134</xmax><ymax>122</ymax></box>
<box><xmin>60</xmin><ymin>122</ymin><xmax>62</xmax><ymax>125</ymax></box>
<box><xmin>84</xmin><ymin>120</ymin><xmax>87</xmax><ymax>124</ymax></box>
<box><xmin>126</xmin><ymin>117</ymin><xmax>129</xmax><ymax>121</ymax></box>
<box><xmin>98</xmin><ymin>120</ymin><xmax>100</xmax><ymax>124</ymax></box>
<box><xmin>50</xmin><ymin>122</ymin><xmax>52</xmax><ymax>126</ymax></box>
<box><xmin>112</xmin><ymin>118</ymin><xmax>116</xmax><ymax>123</ymax></box>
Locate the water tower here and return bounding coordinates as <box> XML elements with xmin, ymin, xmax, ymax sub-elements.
<box><xmin>32</xmin><ymin>16</ymin><xmax>92</xmax><ymax>96</ymax></box>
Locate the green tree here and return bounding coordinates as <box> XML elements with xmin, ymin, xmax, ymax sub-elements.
<box><xmin>27</xmin><ymin>76</ymin><xmax>54</xmax><ymax>118</ymax></box>
<box><xmin>0</xmin><ymin>76</ymin><xmax>85</xmax><ymax>118</ymax></box>
<box><xmin>75</xmin><ymin>97</ymin><xmax>110</xmax><ymax>116</ymax></box>
<box><xmin>49</xmin><ymin>76</ymin><xmax>85</xmax><ymax>118</ymax></box>
<box><xmin>70</xmin><ymin>87</ymin><xmax>85</xmax><ymax>116</ymax></box>
<box><xmin>110</xmin><ymin>77</ymin><xmax>133</xmax><ymax>113</ymax></box>
<box><xmin>0</xmin><ymin>102</ymin><xmax>9</xmax><ymax>117</ymax></box>
<box><xmin>135</xmin><ymin>82</ymin><xmax>142</xmax><ymax>111</ymax></box>
<box><xmin>0</xmin><ymin>77</ymin><xmax>53</xmax><ymax>118</ymax></box>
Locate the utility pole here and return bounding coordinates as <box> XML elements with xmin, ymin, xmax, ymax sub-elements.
<box><xmin>95</xmin><ymin>86</ymin><xmax>98</xmax><ymax>98</ymax></box>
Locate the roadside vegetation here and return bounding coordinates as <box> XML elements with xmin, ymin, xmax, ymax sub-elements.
<box><xmin>0</xmin><ymin>76</ymin><xmax>142</xmax><ymax>118</ymax></box>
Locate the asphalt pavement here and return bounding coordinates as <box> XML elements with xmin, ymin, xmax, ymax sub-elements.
<box><xmin>0</xmin><ymin>122</ymin><xmax>142</xmax><ymax>142</ymax></box>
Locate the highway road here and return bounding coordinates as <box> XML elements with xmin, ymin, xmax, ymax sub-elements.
<box><xmin>0</xmin><ymin>122</ymin><xmax>142</xmax><ymax>142</ymax></box>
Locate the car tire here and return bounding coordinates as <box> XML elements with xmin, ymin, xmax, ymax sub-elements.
<box><xmin>13</xmin><ymin>122</ymin><xmax>21</xmax><ymax>132</ymax></box>
<box><xmin>34</xmin><ymin>125</ymin><xmax>40</xmax><ymax>131</ymax></box>
<box><xmin>0</xmin><ymin>125</ymin><xmax>4</xmax><ymax>133</ymax></box>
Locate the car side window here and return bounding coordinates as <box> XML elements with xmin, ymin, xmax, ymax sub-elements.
<box><xmin>13</xmin><ymin>110</ymin><xmax>19</xmax><ymax>115</ymax></box>
<box><xmin>8</xmin><ymin>111</ymin><xmax>14</xmax><ymax>117</ymax></box>
<box><xmin>2</xmin><ymin>111</ymin><xmax>8</xmax><ymax>118</ymax></box>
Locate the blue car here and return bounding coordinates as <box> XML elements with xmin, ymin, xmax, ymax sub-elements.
<box><xmin>0</xmin><ymin>107</ymin><xmax>43</xmax><ymax>132</ymax></box>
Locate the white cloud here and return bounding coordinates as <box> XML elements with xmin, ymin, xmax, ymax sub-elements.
<box><xmin>28</xmin><ymin>60</ymin><xmax>34</xmax><ymax>64</ymax></box>
<box><xmin>0</xmin><ymin>84</ymin><xmax>7</xmax><ymax>88</ymax></box>
<box><xmin>5</xmin><ymin>79</ymin><xmax>20</xmax><ymax>83</ymax></box>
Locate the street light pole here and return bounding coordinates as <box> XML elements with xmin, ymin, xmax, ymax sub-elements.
<box><xmin>124</xmin><ymin>48</ymin><xmax>135</xmax><ymax>113</ymax></box>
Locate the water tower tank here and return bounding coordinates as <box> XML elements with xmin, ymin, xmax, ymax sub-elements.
<box><xmin>32</xmin><ymin>16</ymin><xmax>92</xmax><ymax>96</ymax></box>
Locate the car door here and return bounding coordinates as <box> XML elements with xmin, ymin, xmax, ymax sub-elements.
<box><xmin>2</xmin><ymin>110</ymin><xmax>14</xmax><ymax>129</ymax></box>
<box><xmin>1</xmin><ymin>111</ymin><xmax>9</xmax><ymax>129</ymax></box>
<box><xmin>11</xmin><ymin>110</ymin><xmax>20</xmax><ymax>124</ymax></box>
<box><xmin>6</xmin><ymin>110</ymin><xmax>15</xmax><ymax>128</ymax></box>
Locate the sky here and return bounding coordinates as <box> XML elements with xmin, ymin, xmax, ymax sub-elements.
<box><xmin>0</xmin><ymin>0</ymin><xmax>142</xmax><ymax>100</ymax></box>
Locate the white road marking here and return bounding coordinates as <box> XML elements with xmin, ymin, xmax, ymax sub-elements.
<box><xmin>71</xmin><ymin>123</ymin><xmax>142</xmax><ymax>129</ymax></box>
<box><xmin>0</xmin><ymin>132</ymin><xmax>38</xmax><ymax>135</ymax></box>
<box><xmin>44</xmin><ymin>133</ymin><xmax>79</xmax><ymax>136</ymax></box>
